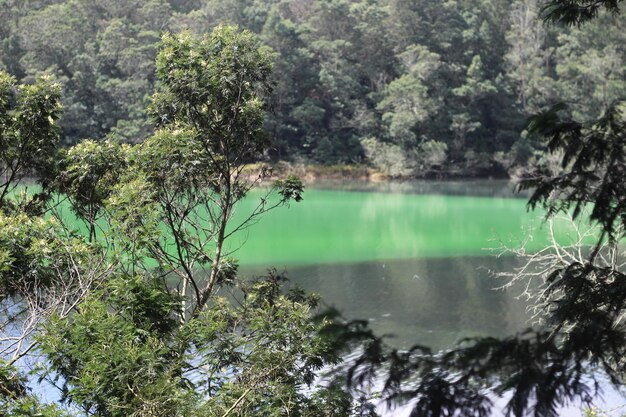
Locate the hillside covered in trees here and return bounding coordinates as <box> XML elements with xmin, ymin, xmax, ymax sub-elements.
<box><xmin>1</xmin><ymin>0</ymin><xmax>624</xmax><ymax>177</ymax></box>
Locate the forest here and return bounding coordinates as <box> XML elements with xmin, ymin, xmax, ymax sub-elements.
<box><xmin>1</xmin><ymin>0</ymin><xmax>625</xmax><ymax>177</ymax></box>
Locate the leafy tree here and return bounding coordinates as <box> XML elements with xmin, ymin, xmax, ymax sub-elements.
<box><xmin>554</xmin><ymin>14</ymin><xmax>626</xmax><ymax>120</ymax></box>
<box><xmin>259</xmin><ymin>6</ymin><xmax>321</xmax><ymax>159</ymax></box>
<box><xmin>16</xmin><ymin>0</ymin><xmax>173</xmax><ymax>145</ymax></box>
<box><xmin>450</xmin><ymin>55</ymin><xmax>498</xmax><ymax>155</ymax></box>
<box><xmin>417</xmin><ymin>140</ymin><xmax>448</xmax><ymax>173</ymax></box>
<box><xmin>1</xmin><ymin>26</ymin><xmax>369</xmax><ymax>417</ymax></box>
<box><xmin>0</xmin><ymin>359</ymin><xmax>69</xmax><ymax>417</ymax></box>
<box><xmin>361</xmin><ymin>136</ymin><xmax>415</xmax><ymax>177</ymax></box>
<box><xmin>302</xmin><ymin>0</ymin><xmax>397</xmax><ymax>163</ymax></box>
<box><xmin>378</xmin><ymin>45</ymin><xmax>444</xmax><ymax>148</ymax></box>
<box><xmin>0</xmin><ymin>71</ymin><xmax>61</xmax><ymax>209</ymax></box>
<box><xmin>54</xmin><ymin>139</ymin><xmax>128</xmax><ymax>241</ymax></box>
<box><xmin>541</xmin><ymin>0</ymin><xmax>624</xmax><ymax>25</ymax></box>
<box><xmin>142</xmin><ymin>26</ymin><xmax>305</xmax><ymax>315</ymax></box>
<box><xmin>0</xmin><ymin>0</ymin><xmax>27</xmax><ymax>79</ymax></box>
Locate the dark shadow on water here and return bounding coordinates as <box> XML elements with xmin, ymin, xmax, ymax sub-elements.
<box><xmin>241</xmin><ymin>255</ymin><xmax>532</xmax><ymax>350</ymax></box>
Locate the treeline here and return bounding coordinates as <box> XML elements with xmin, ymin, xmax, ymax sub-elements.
<box><xmin>1</xmin><ymin>0</ymin><xmax>624</xmax><ymax>177</ymax></box>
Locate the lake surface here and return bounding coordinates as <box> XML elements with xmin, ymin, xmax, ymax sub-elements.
<box><xmin>43</xmin><ymin>179</ymin><xmax>589</xmax><ymax>349</ymax></box>
<box><xmin>233</xmin><ymin>180</ymin><xmax>555</xmax><ymax>350</ymax></box>
<box><xmin>230</xmin><ymin>180</ymin><xmax>554</xmax><ymax>266</ymax></box>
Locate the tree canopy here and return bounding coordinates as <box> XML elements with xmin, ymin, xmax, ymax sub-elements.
<box><xmin>0</xmin><ymin>0</ymin><xmax>624</xmax><ymax>177</ymax></box>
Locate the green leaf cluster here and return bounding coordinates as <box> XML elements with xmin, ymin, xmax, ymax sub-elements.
<box><xmin>0</xmin><ymin>72</ymin><xmax>62</xmax><ymax>208</ymax></box>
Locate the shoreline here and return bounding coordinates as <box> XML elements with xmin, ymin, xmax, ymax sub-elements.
<box><xmin>243</xmin><ymin>161</ymin><xmax>512</xmax><ymax>183</ymax></box>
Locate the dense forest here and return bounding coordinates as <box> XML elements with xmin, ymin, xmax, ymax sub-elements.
<box><xmin>1</xmin><ymin>0</ymin><xmax>625</xmax><ymax>177</ymax></box>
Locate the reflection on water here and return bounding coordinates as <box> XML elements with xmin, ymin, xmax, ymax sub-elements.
<box><xmin>242</xmin><ymin>256</ymin><xmax>531</xmax><ymax>350</ymax></box>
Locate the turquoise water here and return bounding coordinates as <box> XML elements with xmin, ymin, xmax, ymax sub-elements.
<box><xmin>229</xmin><ymin>182</ymin><xmax>570</xmax><ymax>267</ymax></box>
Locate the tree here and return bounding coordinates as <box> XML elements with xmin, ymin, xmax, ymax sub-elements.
<box><xmin>1</xmin><ymin>26</ymin><xmax>371</xmax><ymax>417</ymax></box>
<box><xmin>553</xmin><ymin>14</ymin><xmax>626</xmax><ymax>121</ymax></box>
<box><xmin>541</xmin><ymin>0</ymin><xmax>624</xmax><ymax>26</ymax></box>
<box><xmin>505</xmin><ymin>0</ymin><xmax>557</xmax><ymax>115</ymax></box>
<box><xmin>54</xmin><ymin>139</ymin><xmax>128</xmax><ymax>241</ymax></box>
<box><xmin>450</xmin><ymin>55</ymin><xmax>497</xmax><ymax>155</ymax></box>
<box><xmin>378</xmin><ymin>45</ymin><xmax>444</xmax><ymax>148</ymax></box>
<box><xmin>259</xmin><ymin>6</ymin><xmax>321</xmax><ymax>159</ymax></box>
<box><xmin>0</xmin><ymin>359</ymin><xmax>68</xmax><ymax>417</ymax></box>
<box><xmin>16</xmin><ymin>0</ymin><xmax>173</xmax><ymax>145</ymax></box>
<box><xmin>142</xmin><ymin>26</ymin><xmax>306</xmax><ymax>316</ymax></box>
<box><xmin>0</xmin><ymin>71</ymin><xmax>61</xmax><ymax>210</ymax></box>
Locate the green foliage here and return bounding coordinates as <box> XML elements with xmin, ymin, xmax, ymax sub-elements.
<box><xmin>541</xmin><ymin>0</ymin><xmax>624</xmax><ymax>25</ymax></box>
<box><xmin>132</xmin><ymin>128</ymin><xmax>214</xmax><ymax>192</ymax></box>
<box><xmin>37</xmin><ymin>269</ymin><xmax>361</xmax><ymax>417</ymax></box>
<box><xmin>0</xmin><ymin>1</ymin><xmax>625</xmax><ymax>415</ymax></box>
<box><xmin>128</xmin><ymin>27</ymin><xmax>304</xmax><ymax>316</ymax></box>
<box><xmin>523</xmin><ymin>101</ymin><xmax>626</xmax><ymax>241</ymax></box>
<box><xmin>151</xmin><ymin>28</ymin><xmax>272</xmax><ymax>145</ymax></box>
<box><xmin>417</xmin><ymin>140</ymin><xmax>448</xmax><ymax>172</ymax></box>
<box><xmin>0</xmin><ymin>71</ymin><xmax>62</xmax><ymax>207</ymax></box>
<box><xmin>583</xmin><ymin>407</ymin><xmax>626</xmax><ymax>417</ymax></box>
<box><xmin>361</xmin><ymin>137</ymin><xmax>415</xmax><ymax>177</ymax></box>
<box><xmin>14</xmin><ymin>0</ymin><xmax>169</xmax><ymax>144</ymax></box>
<box><xmin>54</xmin><ymin>139</ymin><xmax>128</xmax><ymax>240</ymax></box>
<box><xmin>39</xmin><ymin>275</ymin><xmax>191</xmax><ymax>417</ymax></box>
<box><xmin>105</xmin><ymin>173</ymin><xmax>161</xmax><ymax>258</ymax></box>
<box><xmin>0</xmin><ymin>25</ymin><xmax>353</xmax><ymax>417</ymax></box>
<box><xmin>378</xmin><ymin>45</ymin><xmax>444</xmax><ymax>147</ymax></box>
<box><xmin>452</xmin><ymin>55</ymin><xmax>498</xmax><ymax>103</ymax></box>
<box><xmin>0</xmin><ymin>360</ymin><xmax>68</xmax><ymax>417</ymax></box>
<box><xmin>554</xmin><ymin>14</ymin><xmax>626</xmax><ymax>121</ymax></box>
<box><xmin>1</xmin><ymin>0</ymin><xmax>624</xmax><ymax>175</ymax></box>
<box><xmin>183</xmin><ymin>271</ymin><xmax>355</xmax><ymax>416</ymax></box>
<box><xmin>275</xmin><ymin>175</ymin><xmax>304</xmax><ymax>202</ymax></box>
<box><xmin>505</xmin><ymin>0</ymin><xmax>557</xmax><ymax>115</ymax></box>
<box><xmin>0</xmin><ymin>212</ymin><xmax>95</xmax><ymax>299</ymax></box>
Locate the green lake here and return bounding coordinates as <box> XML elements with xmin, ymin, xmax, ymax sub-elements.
<box><xmin>47</xmin><ymin>179</ymin><xmax>586</xmax><ymax>350</ymax></box>
<box><xmin>234</xmin><ymin>180</ymin><xmax>582</xmax><ymax>350</ymax></box>
<box><xmin>26</xmin><ymin>179</ymin><xmax>625</xmax><ymax>415</ymax></box>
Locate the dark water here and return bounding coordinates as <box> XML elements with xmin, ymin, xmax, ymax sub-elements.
<box><xmin>243</xmin><ymin>256</ymin><xmax>529</xmax><ymax>350</ymax></box>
